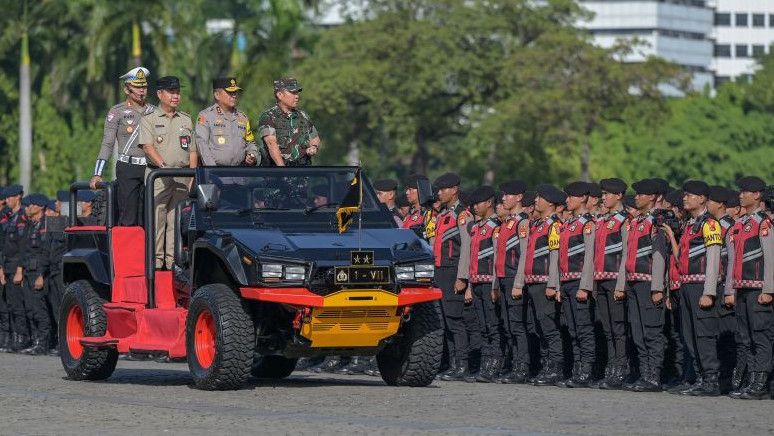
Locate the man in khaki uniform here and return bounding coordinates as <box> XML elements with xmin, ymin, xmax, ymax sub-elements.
<box><xmin>139</xmin><ymin>76</ymin><xmax>198</xmax><ymax>269</ymax></box>
<box><xmin>196</xmin><ymin>77</ymin><xmax>259</xmax><ymax>167</ymax></box>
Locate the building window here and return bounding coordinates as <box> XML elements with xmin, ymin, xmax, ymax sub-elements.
<box><xmin>715</xmin><ymin>76</ymin><xmax>731</xmax><ymax>87</ymax></box>
<box><xmin>736</xmin><ymin>44</ymin><xmax>749</xmax><ymax>58</ymax></box>
<box><xmin>753</xmin><ymin>45</ymin><xmax>766</xmax><ymax>57</ymax></box>
<box><xmin>714</xmin><ymin>44</ymin><xmax>731</xmax><ymax>57</ymax></box>
<box><xmin>753</xmin><ymin>14</ymin><xmax>765</xmax><ymax>27</ymax></box>
<box><xmin>770</xmin><ymin>14</ymin><xmax>774</xmax><ymax>27</ymax></box>
<box><xmin>736</xmin><ymin>13</ymin><xmax>748</xmax><ymax>27</ymax></box>
<box><xmin>715</xmin><ymin>13</ymin><xmax>731</xmax><ymax>26</ymax></box>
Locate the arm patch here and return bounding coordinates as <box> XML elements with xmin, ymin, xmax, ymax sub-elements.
<box><xmin>703</xmin><ymin>220</ymin><xmax>723</xmax><ymax>247</ymax></box>
<box><xmin>548</xmin><ymin>223</ymin><xmax>560</xmax><ymax>250</ymax></box>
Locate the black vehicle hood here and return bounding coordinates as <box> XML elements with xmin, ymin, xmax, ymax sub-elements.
<box><xmin>225</xmin><ymin>228</ymin><xmax>432</xmax><ymax>265</ymax></box>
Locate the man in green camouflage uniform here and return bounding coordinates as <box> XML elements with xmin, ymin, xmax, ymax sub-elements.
<box><xmin>258</xmin><ymin>78</ymin><xmax>320</xmax><ymax>167</ymax></box>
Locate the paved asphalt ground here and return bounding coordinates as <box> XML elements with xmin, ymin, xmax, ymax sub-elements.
<box><xmin>0</xmin><ymin>353</ymin><xmax>772</xmax><ymax>435</ymax></box>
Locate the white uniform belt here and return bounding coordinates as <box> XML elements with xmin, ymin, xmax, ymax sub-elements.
<box><xmin>118</xmin><ymin>154</ymin><xmax>147</xmax><ymax>165</ymax></box>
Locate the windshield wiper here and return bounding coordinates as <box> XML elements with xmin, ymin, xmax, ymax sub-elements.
<box><xmin>304</xmin><ymin>202</ymin><xmax>340</xmax><ymax>215</ymax></box>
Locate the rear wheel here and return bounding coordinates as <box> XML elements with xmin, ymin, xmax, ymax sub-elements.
<box><xmin>186</xmin><ymin>284</ymin><xmax>255</xmax><ymax>390</ymax></box>
<box><xmin>251</xmin><ymin>355</ymin><xmax>298</xmax><ymax>379</ymax></box>
<box><xmin>59</xmin><ymin>280</ymin><xmax>118</xmax><ymax>381</ymax></box>
<box><xmin>377</xmin><ymin>302</ymin><xmax>443</xmax><ymax>387</ymax></box>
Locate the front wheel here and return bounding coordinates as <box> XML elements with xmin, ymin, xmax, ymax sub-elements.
<box><xmin>377</xmin><ymin>302</ymin><xmax>443</xmax><ymax>386</ymax></box>
<box><xmin>186</xmin><ymin>284</ymin><xmax>255</xmax><ymax>390</ymax></box>
<box><xmin>59</xmin><ymin>280</ymin><xmax>118</xmax><ymax>381</ymax></box>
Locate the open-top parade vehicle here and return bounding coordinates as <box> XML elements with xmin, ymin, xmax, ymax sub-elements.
<box><xmin>59</xmin><ymin>166</ymin><xmax>443</xmax><ymax>390</ymax></box>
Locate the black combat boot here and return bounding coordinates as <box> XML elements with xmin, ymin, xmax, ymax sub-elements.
<box><xmin>729</xmin><ymin>365</ymin><xmax>746</xmax><ymax>394</ymax></box>
<box><xmin>633</xmin><ymin>369</ymin><xmax>662</xmax><ymax>392</ymax></box>
<box><xmin>677</xmin><ymin>375</ymin><xmax>704</xmax><ymax>396</ymax></box>
<box><xmin>738</xmin><ymin>372</ymin><xmax>769</xmax><ymax>400</ymax></box>
<box><xmin>311</xmin><ymin>356</ymin><xmax>342</xmax><ymax>373</ymax></box>
<box><xmin>599</xmin><ymin>365</ymin><xmax>617</xmax><ymax>390</ymax></box>
<box><xmin>568</xmin><ymin>363</ymin><xmax>592</xmax><ymax>388</ymax></box>
<box><xmin>364</xmin><ymin>357</ymin><xmax>381</xmax><ymax>377</ymax></box>
<box><xmin>440</xmin><ymin>359</ymin><xmax>468</xmax><ymax>381</ymax></box>
<box><xmin>336</xmin><ymin>356</ymin><xmax>369</xmax><ymax>375</ymax></box>
<box><xmin>11</xmin><ymin>333</ymin><xmax>31</xmax><ymax>353</ymax></box>
<box><xmin>534</xmin><ymin>363</ymin><xmax>562</xmax><ymax>386</ymax></box>
<box><xmin>22</xmin><ymin>333</ymin><xmax>49</xmax><ymax>356</ymax></box>
<box><xmin>690</xmin><ymin>372</ymin><xmax>720</xmax><ymax>397</ymax></box>
<box><xmin>475</xmin><ymin>357</ymin><xmax>496</xmax><ymax>383</ymax></box>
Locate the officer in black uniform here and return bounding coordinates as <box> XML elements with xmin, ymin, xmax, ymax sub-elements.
<box><xmin>661</xmin><ymin>187</ymin><xmax>688</xmax><ymax>391</ymax></box>
<box><xmin>0</xmin><ymin>187</ymin><xmax>10</xmax><ymax>352</ymax></box>
<box><xmin>44</xmin><ymin>199</ymin><xmax>67</xmax><ymax>354</ymax></box>
<box><xmin>19</xmin><ymin>194</ymin><xmax>52</xmax><ymax>355</ymax></box>
<box><xmin>0</xmin><ymin>185</ymin><xmax>30</xmax><ymax>352</ymax></box>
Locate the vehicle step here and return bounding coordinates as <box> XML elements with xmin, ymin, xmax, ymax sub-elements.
<box><xmin>80</xmin><ymin>337</ymin><xmax>119</xmax><ymax>347</ymax></box>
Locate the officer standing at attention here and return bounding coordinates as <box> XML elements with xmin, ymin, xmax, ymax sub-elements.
<box><xmin>0</xmin><ymin>187</ymin><xmax>10</xmax><ymax>352</ymax></box>
<box><xmin>0</xmin><ymin>185</ymin><xmax>29</xmax><ymax>352</ymax></box>
<box><xmin>466</xmin><ymin>186</ymin><xmax>503</xmax><ymax>382</ymax></box>
<box><xmin>373</xmin><ymin>179</ymin><xmax>403</xmax><ymax>225</ymax></box>
<box><xmin>90</xmin><ymin>67</ymin><xmax>155</xmax><ymax>226</ymax></box>
<box><xmin>512</xmin><ymin>184</ymin><xmax>565</xmax><ymax>386</ymax></box>
<box><xmin>402</xmin><ymin>174</ymin><xmax>429</xmax><ymax>236</ymax></box>
<box><xmin>432</xmin><ymin>172</ymin><xmax>473</xmax><ymax>381</ymax></box>
<box><xmin>196</xmin><ymin>77</ymin><xmax>259</xmax><ymax>167</ymax></box>
<box><xmin>615</xmin><ymin>179</ymin><xmax>668</xmax><ymax>392</ymax></box>
<box><xmin>140</xmin><ymin>76</ymin><xmax>198</xmax><ymax>270</ymax></box>
<box><xmin>594</xmin><ymin>178</ymin><xmax>629</xmax><ymax>389</ymax></box>
<box><xmin>661</xmin><ymin>181</ymin><xmax>723</xmax><ymax>396</ymax></box>
<box><xmin>19</xmin><ymin>194</ymin><xmax>52</xmax><ymax>355</ymax></box>
<box><xmin>491</xmin><ymin>180</ymin><xmax>531</xmax><ymax>384</ymax></box>
<box><xmin>258</xmin><ymin>78</ymin><xmax>320</xmax><ymax>166</ymax></box>
<box><xmin>727</xmin><ymin>176</ymin><xmax>773</xmax><ymax>400</ymax></box>
<box><xmin>555</xmin><ymin>182</ymin><xmax>597</xmax><ymax>387</ymax></box>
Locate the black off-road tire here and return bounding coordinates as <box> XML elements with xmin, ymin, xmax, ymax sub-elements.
<box><xmin>251</xmin><ymin>355</ymin><xmax>298</xmax><ymax>379</ymax></box>
<box><xmin>59</xmin><ymin>280</ymin><xmax>118</xmax><ymax>381</ymax></box>
<box><xmin>377</xmin><ymin>301</ymin><xmax>443</xmax><ymax>387</ymax></box>
<box><xmin>186</xmin><ymin>284</ymin><xmax>255</xmax><ymax>390</ymax></box>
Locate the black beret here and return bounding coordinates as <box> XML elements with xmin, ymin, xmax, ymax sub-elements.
<box><xmin>77</xmin><ymin>191</ymin><xmax>96</xmax><ymax>202</ymax></box>
<box><xmin>535</xmin><ymin>183</ymin><xmax>567</xmax><ymax>205</ymax></box>
<box><xmin>5</xmin><ymin>184</ymin><xmax>23</xmax><ymax>197</ymax></box>
<box><xmin>311</xmin><ymin>184</ymin><xmax>328</xmax><ymax>197</ymax></box>
<box><xmin>632</xmin><ymin>179</ymin><xmax>659</xmax><ymax>195</ymax></box>
<box><xmin>433</xmin><ymin>172</ymin><xmax>461</xmax><ymax>190</ymax></box>
<box><xmin>47</xmin><ymin>199</ymin><xmax>57</xmax><ymax>210</ymax></box>
<box><xmin>468</xmin><ymin>185</ymin><xmax>496</xmax><ymax>205</ymax></box>
<box><xmin>373</xmin><ymin>178</ymin><xmax>398</xmax><ymax>192</ymax></box>
<box><xmin>522</xmin><ymin>191</ymin><xmax>536</xmax><ymax>207</ymax></box>
<box><xmin>599</xmin><ymin>178</ymin><xmax>627</xmax><ymax>195</ymax></box>
<box><xmin>564</xmin><ymin>181</ymin><xmax>590</xmax><ymax>197</ymax></box>
<box><xmin>56</xmin><ymin>190</ymin><xmax>69</xmax><ymax>202</ymax></box>
<box><xmin>499</xmin><ymin>180</ymin><xmax>527</xmax><ymax>195</ymax></box>
<box><xmin>588</xmin><ymin>182</ymin><xmax>602</xmax><ymax>198</ymax></box>
<box><xmin>396</xmin><ymin>193</ymin><xmax>410</xmax><ymax>208</ymax></box>
<box><xmin>156</xmin><ymin>76</ymin><xmax>180</xmax><ymax>90</ymax></box>
<box><xmin>624</xmin><ymin>194</ymin><xmax>636</xmax><ymax>209</ymax></box>
<box><xmin>708</xmin><ymin>185</ymin><xmax>730</xmax><ymax>204</ymax></box>
<box><xmin>682</xmin><ymin>180</ymin><xmax>709</xmax><ymax>197</ymax></box>
<box><xmin>458</xmin><ymin>190</ymin><xmax>470</xmax><ymax>206</ymax></box>
<box><xmin>23</xmin><ymin>193</ymin><xmax>48</xmax><ymax>207</ymax></box>
<box><xmin>404</xmin><ymin>174</ymin><xmax>427</xmax><ymax>189</ymax></box>
<box><xmin>651</xmin><ymin>178</ymin><xmax>670</xmax><ymax>195</ymax></box>
<box><xmin>664</xmin><ymin>189</ymin><xmax>683</xmax><ymax>208</ymax></box>
<box><xmin>737</xmin><ymin>176</ymin><xmax>766</xmax><ymax>192</ymax></box>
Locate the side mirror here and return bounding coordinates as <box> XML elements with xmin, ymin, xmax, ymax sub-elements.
<box><xmin>416</xmin><ymin>178</ymin><xmax>437</xmax><ymax>208</ymax></box>
<box><xmin>197</xmin><ymin>184</ymin><xmax>221</xmax><ymax>211</ymax></box>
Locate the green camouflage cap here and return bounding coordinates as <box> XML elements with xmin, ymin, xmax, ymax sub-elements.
<box><xmin>273</xmin><ymin>77</ymin><xmax>302</xmax><ymax>92</ymax></box>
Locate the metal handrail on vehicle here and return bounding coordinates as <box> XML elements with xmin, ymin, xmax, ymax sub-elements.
<box><xmin>68</xmin><ymin>181</ymin><xmax>114</xmax><ymax>228</ymax></box>
<box><xmin>144</xmin><ymin>168</ymin><xmax>196</xmax><ymax>308</ymax></box>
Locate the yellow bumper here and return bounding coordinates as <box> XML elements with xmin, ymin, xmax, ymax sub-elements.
<box><xmin>299</xmin><ymin>289</ymin><xmax>402</xmax><ymax>348</ymax></box>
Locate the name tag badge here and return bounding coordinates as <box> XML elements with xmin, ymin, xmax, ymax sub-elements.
<box><xmin>180</xmin><ymin>135</ymin><xmax>191</xmax><ymax>150</ymax></box>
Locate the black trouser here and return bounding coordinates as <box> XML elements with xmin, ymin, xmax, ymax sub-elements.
<box><xmin>0</xmin><ymin>282</ymin><xmax>9</xmax><ymax>335</ymax></box>
<box><xmin>116</xmin><ymin>160</ymin><xmax>146</xmax><ymax>226</ymax></box>
<box><xmin>736</xmin><ymin>288</ymin><xmax>774</xmax><ymax>373</ymax></box>
<box><xmin>679</xmin><ymin>283</ymin><xmax>721</xmax><ymax>376</ymax></box>
<box><xmin>434</xmin><ymin>267</ymin><xmax>469</xmax><ymax>363</ymax></box>
<box><xmin>464</xmin><ymin>298</ymin><xmax>481</xmax><ymax>357</ymax></box>
<box><xmin>664</xmin><ymin>291</ymin><xmax>687</xmax><ymax>381</ymax></box>
<box><xmin>626</xmin><ymin>281</ymin><xmax>666</xmax><ymax>375</ymax></box>
<box><xmin>4</xmin><ymin>274</ymin><xmax>28</xmax><ymax>337</ymax></box>
<box><xmin>526</xmin><ymin>282</ymin><xmax>563</xmax><ymax>368</ymax></box>
<box><xmin>595</xmin><ymin>280</ymin><xmax>627</xmax><ymax>367</ymax></box>
<box><xmin>23</xmin><ymin>274</ymin><xmax>50</xmax><ymax>339</ymax></box>
<box><xmin>498</xmin><ymin>277</ymin><xmax>530</xmax><ymax>367</ymax></box>
<box><xmin>717</xmin><ymin>286</ymin><xmax>737</xmax><ymax>379</ymax></box>
<box><xmin>47</xmin><ymin>274</ymin><xmax>64</xmax><ymax>326</ymax></box>
<box><xmin>471</xmin><ymin>283</ymin><xmax>501</xmax><ymax>359</ymax></box>
<box><xmin>561</xmin><ymin>280</ymin><xmax>595</xmax><ymax>365</ymax></box>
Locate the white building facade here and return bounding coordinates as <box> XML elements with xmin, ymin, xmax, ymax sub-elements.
<box><xmin>578</xmin><ymin>1</ymin><xmax>715</xmax><ymax>90</ymax></box>
<box><xmin>708</xmin><ymin>0</ymin><xmax>774</xmax><ymax>85</ymax></box>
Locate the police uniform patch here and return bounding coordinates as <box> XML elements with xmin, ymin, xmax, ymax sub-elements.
<box><xmin>519</xmin><ymin>222</ymin><xmax>528</xmax><ymax>238</ymax></box>
<box><xmin>217</xmin><ymin>136</ymin><xmax>226</xmax><ymax>145</ymax></box>
<box><xmin>493</xmin><ymin>228</ymin><xmax>500</xmax><ymax>238</ymax></box>
<box><xmin>198</xmin><ymin>115</ymin><xmax>206</xmax><ymax>125</ymax></box>
<box><xmin>607</xmin><ymin>220</ymin><xmax>615</xmax><ymax>229</ymax></box>
<box><xmin>584</xmin><ymin>222</ymin><xmax>593</xmax><ymax>234</ymax></box>
<box><xmin>638</xmin><ymin>224</ymin><xmax>645</xmax><ymax>232</ymax></box>
<box><xmin>745</xmin><ymin>223</ymin><xmax>752</xmax><ymax>232</ymax></box>
<box><xmin>548</xmin><ymin>223</ymin><xmax>560</xmax><ymax>250</ymax></box>
<box><xmin>569</xmin><ymin>224</ymin><xmax>577</xmax><ymax>232</ymax></box>
<box><xmin>702</xmin><ymin>220</ymin><xmax>722</xmax><ymax>246</ymax></box>
<box><xmin>107</xmin><ymin>112</ymin><xmax>115</xmax><ymax>122</ymax></box>
<box><xmin>459</xmin><ymin>216</ymin><xmax>466</xmax><ymax>225</ymax></box>
<box><xmin>507</xmin><ymin>220</ymin><xmax>515</xmax><ymax>230</ymax></box>
<box><xmin>126</xmin><ymin>126</ymin><xmax>133</xmax><ymax>133</ymax></box>
<box><xmin>156</xmin><ymin>136</ymin><xmax>163</xmax><ymax>143</ymax></box>
<box><xmin>762</xmin><ymin>220</ymin><xmax>770</xmax><ymax>236</ymax></box>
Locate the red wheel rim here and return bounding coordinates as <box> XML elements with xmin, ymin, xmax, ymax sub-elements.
<box><xmin>194</xmin><ymin>309</ymin><xmax>216</xmax><ymax>369</ymax></box>
<box><xmin>66</xmin><ymin>305</ymin><xmax>84</xmax><ymax>359</ymax></box>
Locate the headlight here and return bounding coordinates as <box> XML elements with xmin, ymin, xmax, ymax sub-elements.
<box><xmin>261</xmin><ymin>263</ymin><xmax>306</xmax><ymax>282</ymax></box>
<box><xmin>395</xmin><ymin>263</ymin><xmax>434</xmax><ymax>282</ymax></box>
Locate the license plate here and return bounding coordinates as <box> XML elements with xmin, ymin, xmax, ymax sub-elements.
<box><xmin>334</xmin><ymin>266</ymin><xmax>391</xmax><ymax>285</ymax></box>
